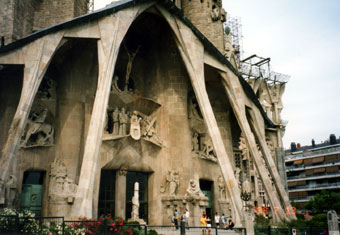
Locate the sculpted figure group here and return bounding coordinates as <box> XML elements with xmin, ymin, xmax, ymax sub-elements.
<box><xmin>49</xmin><ymin>158</ymin><xmax>77</xmax><ymax>204</ymax></box>
<box><xmin>21</xmin><ymin>108</ymin><xmax>54</xmax><ymax>148</ymax></box>
<box><xmin>105</xmin><ymin>107</ymin><xmax>162</xmax><ymax>145</ymax></box>
<box><xmin>192</xmin><ymin>132</ymin><xmax>216</xmax><ymax>162</ymax></box>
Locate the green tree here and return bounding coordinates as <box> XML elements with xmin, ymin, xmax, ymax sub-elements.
<box><xmin>305</xmin><ymin>190</ymin><xmax>340</xmax><ymax>215</ymax></box>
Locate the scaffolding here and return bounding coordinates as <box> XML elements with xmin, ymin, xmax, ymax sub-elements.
<box><xmin>240</xmin><ymin>54</ymin><xmax>290</xmax><ymax>85</ymax></box>
<box><xmin>224</xmin><ymin>15</ymin><xmax>243</xmax><ymax>64</ymax></box>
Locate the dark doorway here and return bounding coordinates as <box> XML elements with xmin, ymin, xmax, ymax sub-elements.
<box><xmin>126</xmin><ymin>171</ymin><xmax>148</xmax><ymax>223</ymax></box>
<box><xmin>21</xmin><ymin>171</ymin><xmax>45</xmax><ymax>216</ymax></box>
<box><xmin>98</xmin><ymin>170</ymin><xmax>116</xmax><ymax>217</ymax></box>
<box><xmin>200</xmin><ymin>179</ymin><xmax>214</xmax><ymax>219</ymax></box>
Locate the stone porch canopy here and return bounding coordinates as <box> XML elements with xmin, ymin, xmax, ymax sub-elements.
<box><xmin>0</xmin><ymin>0</ymin><xmax>274</xmax><ymax>127</ymax></box>
<box><xmin>0</xmin><ymin>0</ymin><xmax>295</xmax><ymax>222</ymax></box>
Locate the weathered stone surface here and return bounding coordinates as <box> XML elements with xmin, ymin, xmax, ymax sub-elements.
<box><xmin>0</xmin><ymin>0</ymin><xmax>88</xmax><ymax>45</ymax></box>
<box><xmin>0</xmin><ymin>0</ymin><xmax>294</xmax><ymax>229</ymax></box>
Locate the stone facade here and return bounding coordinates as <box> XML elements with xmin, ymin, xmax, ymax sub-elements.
<box><xmin>0</xmin><ymin>0</ymin><xmax>88</xmax><ymax>45</ymax></box>
<box><xmin>0</xmin><ymin>0</ymin><xmax>295</xmax><ymax>230</ymax></box>
<box><xmin>181</xmin><ymin>0</ymin><xmax>226</xmax><ymax>53</ymax></box>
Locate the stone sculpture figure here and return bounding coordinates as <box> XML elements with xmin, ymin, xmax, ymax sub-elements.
<box><xmin>5</xmin><ymin>175</ymin><xmax>17</xmax><ymax>207</ymax></box>
<box><xmin>192</xmin><ymin>132</ymin><xmax>200</xmax><ymax>152</ymax></box>
<box><xmin>234</xmin><ymin>168</ymin><xmax>241</xmax><ymax>189</ymax></box>
<box><xmin>166</xmin><ymin>171</ymin><xmax>179</xmax><ymax>196</ymax></box>
<box><xmin>112</xmin><ymin>107</ymin><xmax>119</xmax><ymax>135</ymax></box>
<box><xmin>119</xmin><ymin>107</ymin><xmax>128</xmax><ymax>136</ymax></box>
<box><xmin>130</xmin><ymin>111</ymin><xmax>142</xmax><ymax>140</ymax></box>
<box><xmin>104</xmin><ymin>111</ymin><xmax>109</xmax><ymax>134</ymax></box>
<box><xmin>224</xmin><ymin>33</ymin><xmax>233</xmax><ymax>59</ymax></box>
<box><xmin>241</xmin><ymin>179</ymin><xmax>252</xmax><ymax>201</ymax></box>
<box><xmin>211</xmin><ymin>5</ymin><xmax>220</xmax><ymax>21</ymax></box>
<box><xmin>21</xmin><ymin>108</ymin><xmax>54</xmax><ymax>147</ymax></box>
<box><xmin>239</xmin><ymin>136</ymin><xmax>249</xmax><ymax>160</ymax></box>
<box><xmin>49</xmin><ymin>158</ymin><xmax>77</xmax><ymax>204</ymax></box>
<box><xmin>142</xmin><ymin>116</ymin><xmax>162</xmax><ymax>145</ymax></box>
<box><xmin>218</xmin><ymin>175</ymin><xmax>226</xmax><ymax>200</ymax></box>
<box><xmin>124</xmin><ymin>45</ymin><xmax>141</xmax><ymax>91</ymax></box>
<box><xmin>266</xmin><ymin>139</ymin><xmax>275</xmax><ymax>158</ymax></box>
<box><xmin>220</xmin><ymin>8</ymin><xmax>226</xmax><ymax>22</ymax></box>
<box><xmin>188</xmin><ymin>96</ymin><xmax>203</xmax><ymax>121</ymax></box>
<box><xmin>111</xmin><ymin>75</ymin><xmax>122</xmax><ymax>93</ymax></box>
<box><xmin>131</xmin><ymin>182</ymin><xmax>140</xmax><ymax>220</ymax></box>
<box><xmin>185</xmin><ymin>179</ymin><xmax>205</xmax><ymax>198</ymax></box>
<box><xmin>202</xmin><ymin>137</ymin><xmax>215</xmax><ymax>157</ymax></box>
<box><xmin>37</xmin><ymin>77</ymin><xmax>57</xmax><ymax>99</ymax></box>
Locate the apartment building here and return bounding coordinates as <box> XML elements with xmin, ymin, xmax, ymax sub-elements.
<box><xmin>285</xmin><ymin>135</ymin><xmax>340</xmax><ymax>209</ymax></box>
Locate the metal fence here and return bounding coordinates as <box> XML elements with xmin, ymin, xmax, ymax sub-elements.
<box><xmin>63</xmin><ymin>221</ymin><xmax>246</xmax><ymax>235</ymax></box>
<box><xmin>0</xmin><ymin>216</ymin><xmax>246</xmax><ymax>235</ymax></box>
<box><xmin>255</xmin><ymin>226</ymin><xmax>328</xmax><ymax>235</ymax></box>
<box><xmin>0</xmin><ymin>215</ymin><xmax>64</xmax><ymax>235</ymax></box>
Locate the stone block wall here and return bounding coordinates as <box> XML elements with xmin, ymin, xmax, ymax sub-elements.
<box><xmin>33</xmin><ymin>0</ymin><xmax>88</xmax><ymax>31</ymax></box>
<box><xmin>0</xmin><ymin>0</ymin><xmax>88</xmax><ymax>45</ymax></box>
<box><xmin>0</xmin><ymin>0</ymin><xmax>15</xmax><ymax>44</ymax></box>
<box><xmin>181</xmin><ymin>0</ymin><xmax>224</xmax><ymax>53</ymax></box>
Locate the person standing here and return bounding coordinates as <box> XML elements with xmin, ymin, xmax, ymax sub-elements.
<box><xmin>185</xmin><ymin>208</ymin><xmax>190</xmax><ymax>228</ymax></box>
<box><xmin>181</xmin><ymin>211</ymin><xmax>187</xmax><ymax>229</ymax></box>
<box><xmin>174</xmin><ymin>209</ymin><xmax>179</xmax><ymax>229</ymax></box>
<box><xmin>206</xmin><ymin>216</ymin><xmax>212</xmax><ymax>235</ymax></box>
<box><xmin>214</xmin><ymin>212</ymin><xmax>220</xmax><ymax>228</ymax></box>
<box><xmin>221</xmin><ymin>213</ymin><xmax>227</xmax><ymax>228</ymax></box>
<box><xmin>171</xmin><ymin>212</ymin><xmax>176</xmax><ymax>230</ymax></box>
<box><xmin>200</xmin><ymin>213</ymin><xmax>207</xmax><ymax>235</ymax></box>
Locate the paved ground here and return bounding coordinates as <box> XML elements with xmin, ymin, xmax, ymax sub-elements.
<box><xmin>148</xmin><ymin>227</ymin><xmax>244</xmax><ymax>235</ymax></box>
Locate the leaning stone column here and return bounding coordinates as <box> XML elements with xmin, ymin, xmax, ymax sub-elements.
<box><xmin>69</xmin><ymin>2</ymin><xmax>155</xmax><ymax>218</ymax></box>
<box><xmin>115</xmin><ymin>168</ymin><xmax>127</xmax><ymax>219</ymax></box>
<box><xmin>156</xmin><ymin>6</ymin><xmax>243</xmax><ymax>226</ymax></box>
<box><xmin>0</xmin><ymin>32</ymin><xmax>64</xmax><ymax>196</ymax></box>
<box><xmin>248</xmin><ymin>116</ymin><xmax>296</xmax><ymax>220</ymax></box>
<box><xmin>220</xmin><ymin>72</ymin><xmax>294</xmax><ymax>221</ymax></box>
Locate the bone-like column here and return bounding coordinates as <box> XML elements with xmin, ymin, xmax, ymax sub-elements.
<box><xmin>156</xmin><ymin>6</ymin><xmax>243</xmax><ymax>225</ymax></box>
<box><xmin>220</xmin><ymin>71</ymin><xmax>290</xmax><ymax>221</ymax></box>
<box><xmin>69</xmin><ymin>3</ymin><xmax>155</xmax><ymax>218</ymax></box>
<box><xmin>0</xmin><ymin>32</ymin><xmax>64</xmax><ymax>196</ymax></box>
<box><xmin>248</xmin><ymin>113</ymin><xmax>296</xmax><ymax>220</ymax></box>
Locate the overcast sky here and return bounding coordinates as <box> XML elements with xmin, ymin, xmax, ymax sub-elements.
<box><xmin>94</xmin><ymin>0</ymin><xmax>340</xmax><ymax>148</ymax></box>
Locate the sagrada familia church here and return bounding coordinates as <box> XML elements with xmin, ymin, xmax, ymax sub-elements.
<box><xmin>0</xmin><ymin>0</ymin><xmax>296</xmax><ymax>230</ymax></box>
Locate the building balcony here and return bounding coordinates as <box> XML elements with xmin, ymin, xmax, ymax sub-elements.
<box><xmin>285</xmin><ymin>145</ymin><xmax>340</xmax><ymax>162</ymax></box>
<box><xmin>287</xmin><ymin>171</ymin><xmax>340</xmax><ymax>181</ymax></box>
<box><xmin>289</xmin><ymin>196</ymin><xmax>314</xmax><ymax>203</ymax></box>
<box><xmin>288</xmin><ymin>182</ymin><xmax>340</xmax><ymax>192</ymax></box>
<box><xmin>286</xmin><ymin>161</ymin><xmax>340</xmax><ymax>172</ymax></box>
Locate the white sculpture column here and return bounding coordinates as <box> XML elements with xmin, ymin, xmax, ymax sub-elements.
<box><xmin>0</xmin><ymin>32</ymin><xmax>64</xmax><ymax>196</ymax></box>
<box><xmin>115</xmin><ymin>168</ymin><xmax>127</xmax><ymax>219</ymax></box>
<box><xmin>70</xmin><ymin>2</ymin><xmax>155</xmax><ymax>218</ymax></box>
<box><xmin>156</xmin><ymin>6</ymin><xmax>243</xmax><ymax>226</ymax></box>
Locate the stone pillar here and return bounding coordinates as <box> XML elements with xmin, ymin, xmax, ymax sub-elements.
<box><xmin>328</xmin><ymin>210</ymin><xmax>339</xmax><ymax>235</ymax></box>
<box><xmin>115</xmin><ymin>168</ymin><xmax>127</xmax><ymax>219</ymax></box>
<box><xmin>156</xmin><ymin>6</ymin><xmax>243</xmax><ymax>226</ymax></box>
<box><xmin>69</xmin><ymin>2</ymin><xmax>155</xmax><ymax>218</ymax></box>
<box><xmin>249</xmin><ymin>115</ymin><xmax>295</xmax><ymax>221</ymax></box>
<box><xmin>220</xmin><ymin>71</ymin><xmax>294</xmax><ymax>221</ymax></box>
<box><xmin>0</xmin><ymin>32</ymin><xmax>64</xmax><ymax>197</ymax></box>
<box><xmin>276</xmin><ymin>147</ymin><xmax>288</xmax><ymax>191</ymax></box>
